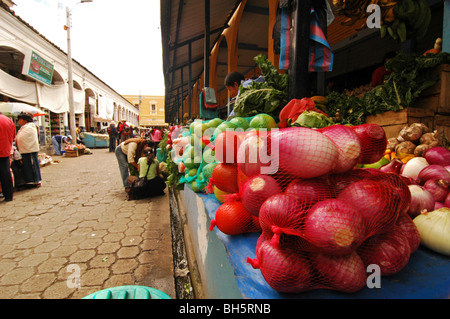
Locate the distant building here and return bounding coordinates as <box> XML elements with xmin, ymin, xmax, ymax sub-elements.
<box><xmin>123</xmin><ymin>95</ymin><xmax>167</xmax><ymax>128</ymax></box>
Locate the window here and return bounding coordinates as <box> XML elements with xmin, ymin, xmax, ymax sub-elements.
<box><xmin>151</xmin><ymin>104</ymin><xmax>156</xmax><ymax>114</ymax></box>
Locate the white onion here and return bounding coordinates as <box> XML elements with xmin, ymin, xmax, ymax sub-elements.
<box><xmin>402</xmin><ymin>157</ymin><xmax>429</xmax><ymax>180</ymax></box>
<box><xmin>413</xmin><ymin>208</ymin><xmax>450</xmax><ymax>256</ymax></box>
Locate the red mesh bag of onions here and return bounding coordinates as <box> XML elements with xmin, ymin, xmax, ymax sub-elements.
<box><xmin>235</xmin><ymin>125</ymin><xmax>420</xmax><ymax>294</ymax></box>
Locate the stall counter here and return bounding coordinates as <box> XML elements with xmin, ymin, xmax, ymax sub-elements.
<box><xmin>181</xmin><ymin>185</ymin><xmax>450</xmax><ymax>299</ymax></box>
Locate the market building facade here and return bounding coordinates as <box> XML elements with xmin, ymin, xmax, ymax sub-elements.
<box><xmin>0</xmin><ymin>1</ymin><xmax>139</xmax><ymax>147</ymax></box>
<box><xmin>123</xmin><ymin>94</ymin><xmax>167</xmax><ymax>129</ymax></box>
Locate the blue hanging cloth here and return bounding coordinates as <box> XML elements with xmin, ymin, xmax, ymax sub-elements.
<box><xmin>278</xmin><ymin>7</ymin><xmax>333</xmax><ymax>72</ymax></box>
<box><xmin>309</xmin><ymin>8</ymin><xmax>334</xmax><ymax>72</ymax></box>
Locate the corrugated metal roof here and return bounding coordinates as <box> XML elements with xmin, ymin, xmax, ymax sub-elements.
<box><xmin>161</xmin><ymin>0</ymin><xmax>273</xmax><ymax>121</ymax></box>
<box><xmin>161</xmin><ymin>0</ymin><xmax>240</xmax><ymax>119</ymax></box>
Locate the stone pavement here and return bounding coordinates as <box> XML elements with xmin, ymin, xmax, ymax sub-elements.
<box><xmin>0</xmin><ymin>148</ymin><xmax>176</xmax><ymax>299</ymax></box>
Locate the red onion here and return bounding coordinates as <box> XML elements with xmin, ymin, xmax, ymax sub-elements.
<box><xmin>368</xmin><ymin>173</ymin><xmax>412</xmax><ymax>216</ymax></box>
<box><xmin>407</xmin><ymin>185</ymin><xmax>435</xmax><ymax>218</ymax></box>
<box><xmin>319</xmin><ymin>125</ymin><xmax>362</xmax><ymax>173</ymax></box>
<box><xmin>271</xmin><ymin>127</ymin><xmax>339</xmax><ymax>179</ymax></box>
<box><xmin>325</xmin><ymin>168</ymin><xmax>374</xmax><ymax>196</ymax></box>
<box><xmin>445</xmin><ymin>165</ymin><xmax>450</xmax><ymax>172</ymax></box>
<box><xmin>311</xmin><ymin>251</ymin><xmax>366</xmax><ymax>293</ymax></box>
<box><xmin>445</xmin><ymin>192</ymin><xmax>450</xmax><ymax>208</ymax></box>
<box><xmin>395</xmin><ymin>213</ymin><xmax>421</xmax><ymax>253</ymax></box>
<box><xmin>303</xmin><ymin>199</ymin><xmax>367</xmax><ymax>255</ymax></box>
<box><xmin>416</xmin><ymin>164</ymin><xmax>450</xmax><ymax>184</ymax></box>
<box><xmin>357</xmin><ymin>226</ymin><xmax>411</xmax><ymax>276</ymax></box>
<box><xmin>259</xmin><ymin>194</ymin><xmax>307</xmax><ymax>243</ymax></box>
<box><xmin>424</xmin><ymin>146</ymin><xmax>450</xmax><ymax>166</ymax></box>
<box><xmin>285</xmin><ymin>178</ymin><xmax>333</xmax><ymax>209</ymax></box>
<box><xmin>338</xmin><ymin>179</ymin><xmax>400</xmax><ymax>235</ymax></box>
<box><xmin>351</xmin><ymin>124</ymin><xmax>387</xmax><ymax>164</ymax></box>
<box><xmin>435</xmin><ymin>201</ymin><xmax>445</xmax><ymax>210</ymax></box>
<box><xmin>379</xmin><ymin>158</ymin><xmax>403</xmax><ymax>174</ymax></box>
<box><xmin>423</xmin><ymin>179</ymin><xmax>449</xmax><ymax>202</ymax></box>
<box><xmin>240</xmin><ymin>174</ymin><xmax>282</xmax><ymax>217</ymax></box>
<box><xmin>247</xmin><ymin>240</ymin><xmax>314</xmax><ymax>293</ymax></box>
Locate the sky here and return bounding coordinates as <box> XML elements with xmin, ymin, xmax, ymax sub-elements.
<box><xmin>12</xmin><ymin>0</ymin><xmax>165</xmax><ymax>96</ymax></box>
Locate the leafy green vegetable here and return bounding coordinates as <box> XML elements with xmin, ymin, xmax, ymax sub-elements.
<box><xmin>233</xmin><ymin>55</ymin><xmax>288</xmax><ymax>119</ymax></box>
<box><xmin>254</xmin><ymin>54</ymin><xmax>288</xmax><ymax>93</ymax></box>
<box><xmin>292</xmin><ymin>111</ymin><xmax>334</xmax><ymax>128</ymax></box>
<box><xmin>326</xmin><ymin>51</ymin><xmax>450</xmax><ymax>126</ymax></box>
<box><xmin>325</xmin><ymin>92</ymin><xmax>366</xmax><ymax>126</ymax></box>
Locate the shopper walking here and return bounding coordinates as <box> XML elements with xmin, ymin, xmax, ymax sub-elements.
<box><xmin>108</xmin><ymin>121</ymin><xmax>118</xmax><ymax>152</ymax></box>
<box><xmin>0</xmin><ymin>113</ymin><xmax>16</xmax><ymax>201</ymax></box>
<box><xmin>15</xmin><ymin>112</ymin><xmax>42</xmax><ymax>187</ymax></box>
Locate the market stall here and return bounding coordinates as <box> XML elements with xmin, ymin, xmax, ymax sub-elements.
<box><xmin>79</xmin><ymin>132</ymin><xmax>109</xmax><ymax>148</ymax></box>
<box><xmin>160</xmin><ymin>0</ymin><xmax>450</xmax><ymax>299</ymax></box>
<box><xmin>160</xmin><ymin>52</ymin><xmax>450</xmax><ymax>299</ymax></box>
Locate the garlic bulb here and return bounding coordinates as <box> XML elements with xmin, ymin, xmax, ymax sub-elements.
<box><xmin>413</xmin><ymin>208</ymin><xmax>450</xmax><ymax>256</ymax></box>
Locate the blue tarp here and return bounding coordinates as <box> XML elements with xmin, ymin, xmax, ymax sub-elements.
<box><xmin>197</xmin><ymin>192</ymin><xmax>450</xmax><ymax>299</ymax></box>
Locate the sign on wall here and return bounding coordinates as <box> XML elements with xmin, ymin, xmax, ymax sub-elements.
<box><xmin>21</xmin><ymin>49</ymin><xmax>54</xmax><ymax>86</ymax></box>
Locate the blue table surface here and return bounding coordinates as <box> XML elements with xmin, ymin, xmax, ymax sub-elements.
<box><xmin>199</xmin><ymin>193</ymin><xmax>450</xmax><ymax>299</ymax></box>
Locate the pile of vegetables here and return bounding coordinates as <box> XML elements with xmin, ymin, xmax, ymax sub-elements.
<box><xmin>326</xmin><ymin>52</ymin><xmax>450</xmax><ymax>125</ymax></box>
<box><xmin>233</xmin><ymin>55</ymin><xmax>288</xmax><ymax>119</ymax></box>
<box><xmin>387</xmin><ymin>122</ymin><xmax>439</xmax><ymax>160</ymax></box>
<box><xmin>399</xmin><ymin>146</ymin><xmax>450</xmax><ymax>214</ymax></box>
<box><xmin>372</xmin><ymin>145</ymin><xmax>450</xmax><ymax>256</ymax></box>
<box><xmin>64</xmin><ymin>144</ymin><xmax>85</xmax><ymax>152</ymax></box>
<box><xmin>167</xmin><ymin>114</ymin><xmax>278</xmax><ymax>195</ymax></box>
<box><xmin>206</xmin><ymin>123</ymin><xmax>424</xmax><ymax>294</ymax></box>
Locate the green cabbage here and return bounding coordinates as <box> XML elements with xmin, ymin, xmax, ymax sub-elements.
<box><xmin>292</xmin><ymin>111</ymin><xmax>334</xmax><ymax>128</ymax></box>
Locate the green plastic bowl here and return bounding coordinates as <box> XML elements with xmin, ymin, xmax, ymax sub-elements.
<box><xmin>82</xmin><ymin>285</ymin><xmax>171</xmax><ymax>299</ymax></box>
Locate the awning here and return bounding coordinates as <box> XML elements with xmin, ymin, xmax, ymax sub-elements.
<box><xmin>93</xmin><ymin>117</ymin><xmax>113</xmax><ymax>123</ymax></box>
<box><xmin>0</xmin><ymin>68</ymin><xmax>38</xmax><ymax>104</ymax></box>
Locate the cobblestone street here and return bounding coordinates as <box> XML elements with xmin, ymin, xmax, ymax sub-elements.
<box><xmin>0</xmin><ymin>148</ymin><xmax>175</xmax><ymax>299</ymax></box>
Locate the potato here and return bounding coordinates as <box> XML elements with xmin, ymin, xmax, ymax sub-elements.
<box><xmin>414</xmin><ymin>144</ymin><xmax>431</xmax><ymax>157</ymax></box>
<box><xmin>387</xmin><ymin>137</ymin><xmax>399</xmax><ymax>151</ymax></box>
<box><xmin>419</xmin><ymin>132</ymin><xmax>439</xmax><ymax>147</ymax></box>
<box><xmin>400</xmin><ymin>124</ymin><xmax>423</xmax><ymax>142</ymax></box>
<box><xmin>395</xmin><ymin>141</ymin><xmax>416</xmax><ymax>155</ymax></box>
<box><xmin>410</xmin><ymin>123</ymin><xmax>429</xmax><ymax>134</ymax></box>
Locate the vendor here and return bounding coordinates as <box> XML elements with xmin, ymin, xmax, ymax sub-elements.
<box><xmin>51</xmin><ymin>134</ymin><xmax>72</xmax><ymax>156</ymax></box>
<box><xmin>224</xmin><ymin>71</ymin><xmax>245</xmax><ymax>119</ymax></box>
<box><xmin>114</xmin><ymin>137</ymin><xmax>150</xmax><ymax>192</ymax></box>
<box><xmin>371</xmin><ymin>51</ymin><xmax>395</xmax><ymax>87</ymax></box>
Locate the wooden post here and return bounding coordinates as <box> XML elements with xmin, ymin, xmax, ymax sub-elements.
<box><xmin>313</xmin><ymin>0</ymin><xmax>327</xmax><ymax>95</ymax></box>
<box><xmin>204</xmin><ymin>0</ymin><xmax>210</xmax><ymax>88</ymax></box>
<box><xmin>289</xmin><ymin>0</ymin><xmax>311</xmax><ymax>99</ymax></box>
<box><xmin>189</xmin><ymin>42</ymin><xmax>192</xmax><ymax>118</ymax></box>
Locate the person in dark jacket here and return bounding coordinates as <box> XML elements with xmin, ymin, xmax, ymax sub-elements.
<box><xmin>108</xmin><ymin>122</ymin><xmax>118</xmax><ymax>152</ymax></box>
